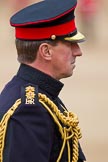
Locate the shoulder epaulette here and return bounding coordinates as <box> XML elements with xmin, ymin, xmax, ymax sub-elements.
<box><xmin>0</xmin><ymin>84</ymin><xmax>38</xmax><ymax>162</ymax></box>
<box><xmin>21</xmin><ymin>83</ymin><xmax>38</xmax><ymax>105</ymax></box>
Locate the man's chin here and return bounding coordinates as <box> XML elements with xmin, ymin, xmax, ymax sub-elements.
<box><xmin>61</xmin><ymin>72</ymin><xmax>73</xmax><ymax>80</ymax></box>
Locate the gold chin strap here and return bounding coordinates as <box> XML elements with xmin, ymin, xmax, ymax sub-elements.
<box><xmin>0</xmin><ymin>93</ymin><xmax>81</xmax><ymax>162</ymax></box>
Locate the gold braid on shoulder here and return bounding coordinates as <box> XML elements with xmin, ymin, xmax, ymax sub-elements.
<box><xmin>0</xmin><ymin>99</ymin><xmax>21</xmax><ymax>162</ymax></box>
<box><xmin>38</xmin><ymin>93</ymin><xmax>82</xmax><ymax>162</ymax></box>
<box><xmin>0</xmin><ymin>93</ymin><xmax>82</xmax><ymax>162</ymax></box>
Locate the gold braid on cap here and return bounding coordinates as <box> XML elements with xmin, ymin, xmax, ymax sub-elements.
<box><xmin>0</xmin><ymin>92</ymin><xmax>81</xmax><ymax>162</ymax></box>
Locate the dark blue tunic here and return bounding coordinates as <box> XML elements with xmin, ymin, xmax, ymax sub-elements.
<box><xmin>0</xmin><ymin>64</ymin><xmax>86</xmax><ymax>162</ymax></box>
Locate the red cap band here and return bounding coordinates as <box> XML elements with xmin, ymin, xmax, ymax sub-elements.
<box><xmin>15</xmin><ymin>19</ymin><xmax>76</xmax><ymax>40</ymax></box>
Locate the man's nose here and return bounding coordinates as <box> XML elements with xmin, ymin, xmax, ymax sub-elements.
<box><xmin>72</xmin><ymin>44</ymin><xmax>82</xmax><ymax>57</ymax></box>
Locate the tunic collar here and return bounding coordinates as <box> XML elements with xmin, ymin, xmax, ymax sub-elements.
<box><xmin>17</xmin><ymin>64</ymin><xmax>64</xmax><ymax>98</ymax></box>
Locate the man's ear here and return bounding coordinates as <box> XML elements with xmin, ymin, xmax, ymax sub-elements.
<box><xmin>38</xmin><ymin>43</ymin><xmax>52</xmax><ymax>60</ymax></box>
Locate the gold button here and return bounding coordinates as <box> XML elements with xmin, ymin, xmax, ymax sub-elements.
<box><xmin>51</xmin><ymin>35</ymin><xmax>56</xmax><ymax>40</ymax></box>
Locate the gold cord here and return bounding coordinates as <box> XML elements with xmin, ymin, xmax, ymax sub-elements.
<box><xmin>0</xmin><ymin>93</ymin><xmax>81</xmax><ymax>162</ymax></box>
<box><xmin>0</xmin><ymin>99</ymin><xmax>21</xmax><ymax>162</ymax></box>
<box><xmin>38</xmin><ymin>93</ymin><xmax>82</xmax><ymax>162</ymax></box>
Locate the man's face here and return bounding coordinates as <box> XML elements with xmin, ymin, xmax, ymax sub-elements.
<box><xmin>50</xmin><ymin>41</ymin><xmax>82</xmax><ymax>80</ymax></box>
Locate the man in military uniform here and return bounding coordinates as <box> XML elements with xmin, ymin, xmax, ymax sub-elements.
<box><xmin>0</xmin><ymin>0</ymin><xmax>86</xmax><ymax>162</ymax></box>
